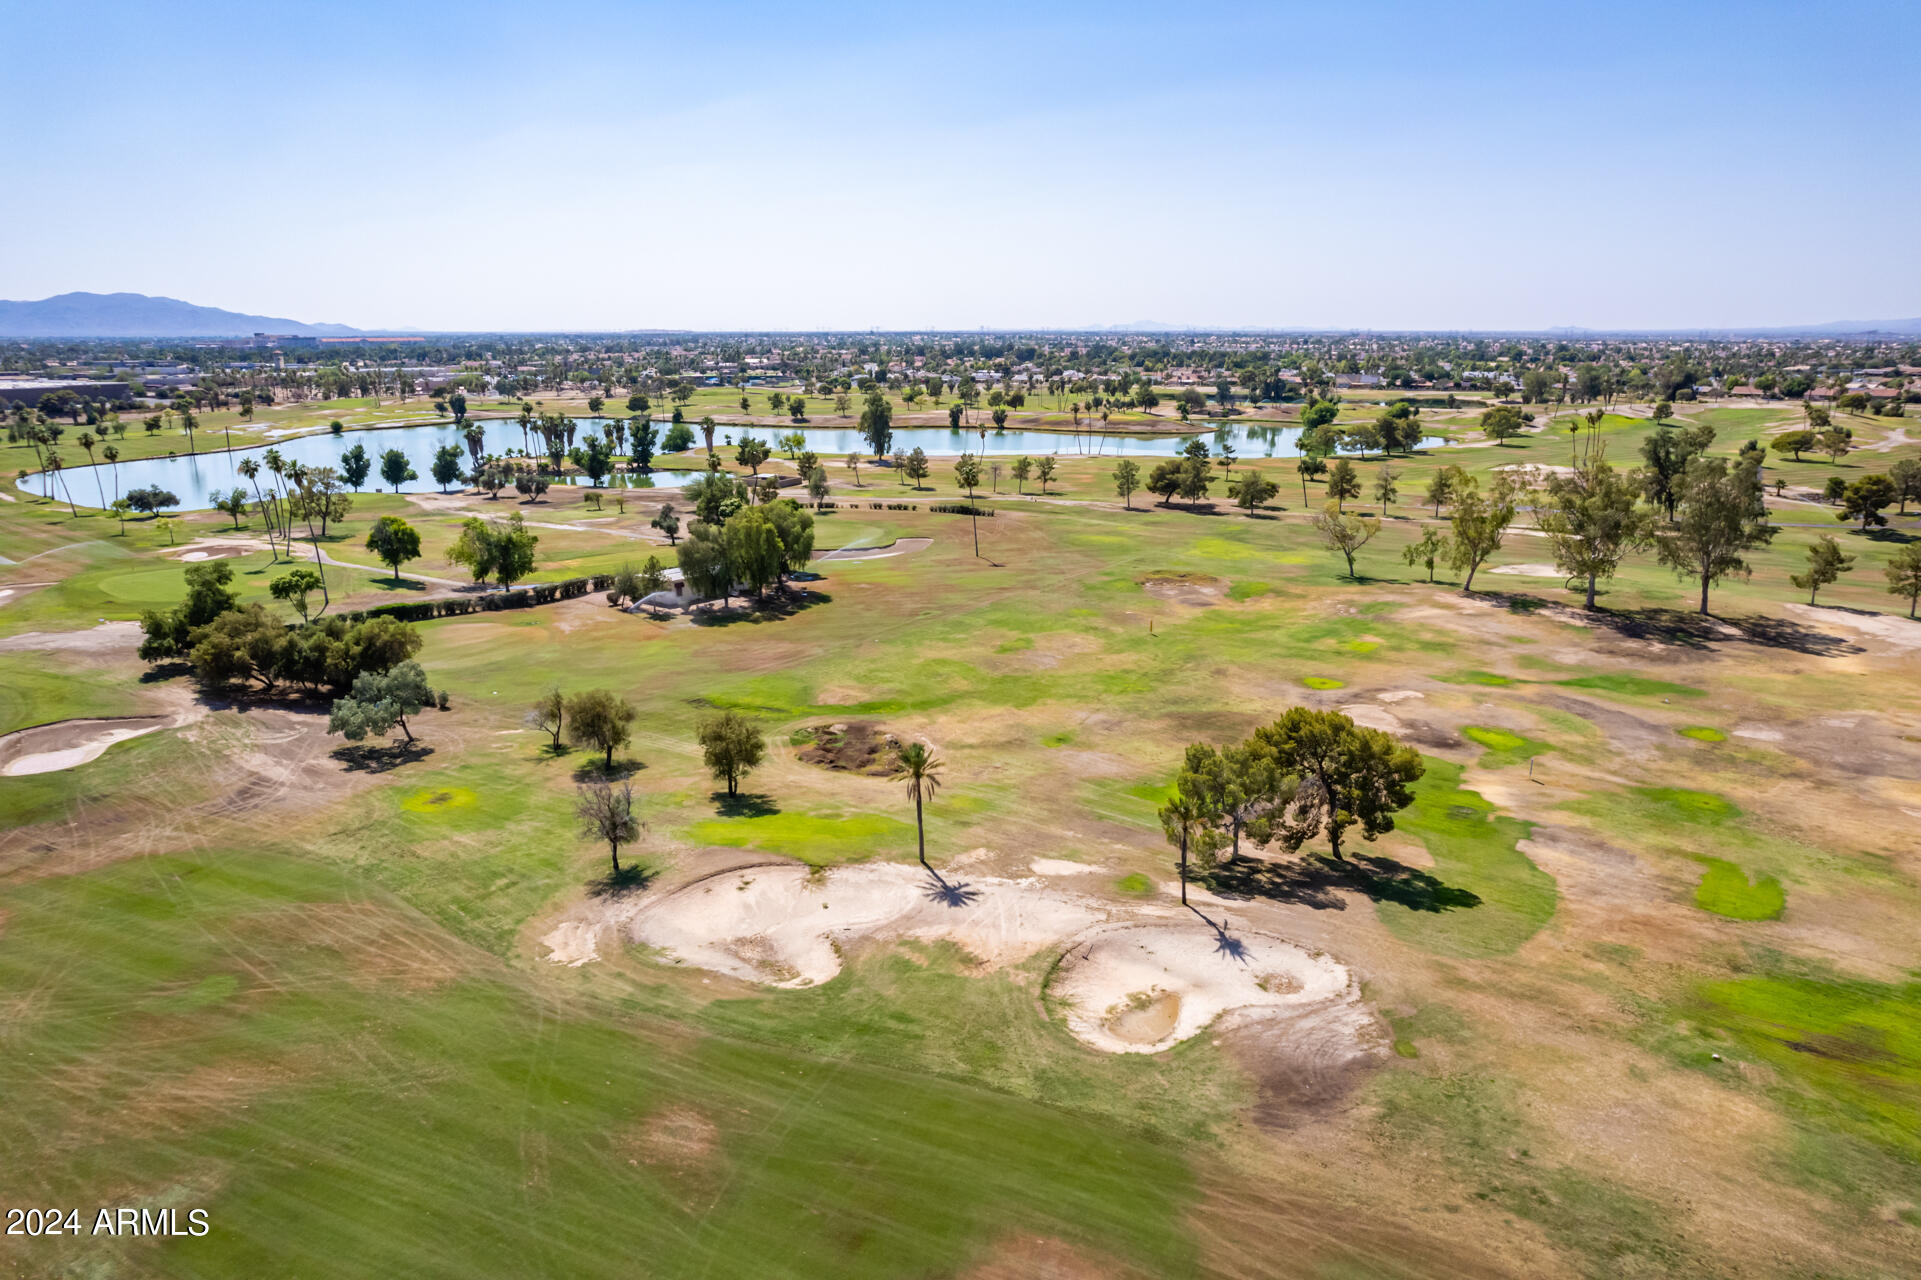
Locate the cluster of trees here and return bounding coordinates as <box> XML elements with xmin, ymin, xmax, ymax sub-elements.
<box><xmin>674</xmin><ymin>495</ymin><xmax>815</xmax><ymax>605</ymax></box>
<box><xmin>1159</xmin><ymin>709</ymin><xmax>1425</xmax><ymax>902</ymax></box>
<box><xmin>1270</xmin><ymin>420</ymin><xmax>1796</xmax><ymax>616</ymax></box>
<box><xmin>526</xmin><ymin>686</ymin><xmax>637</xmax><ymax>770</ymax></box>
<box><xmin>138</xmin><ymin>560</ymin><xmax>428</xmax><ymax>700</ymax></box>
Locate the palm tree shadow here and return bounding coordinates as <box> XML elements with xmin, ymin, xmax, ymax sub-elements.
<box><xmin>1182</xmin><ymin>902</ymin><xmax>1252</xmax><ymax>962</ymax></box>
<box><xmin>921</xmin><ymin>865</ymin><xmax>982</xmax><ymax>908</ymax></box>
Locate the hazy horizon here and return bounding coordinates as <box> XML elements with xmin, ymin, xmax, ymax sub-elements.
<box><xmin>4</xmin><ymin>0</ymin><xmax>1917</xmax><ymax>333</ymax></box>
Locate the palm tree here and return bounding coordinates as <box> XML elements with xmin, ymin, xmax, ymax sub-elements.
<box><xmin>1158</xmin><ymin>792</ymin><xmax>1204</xmax><ymax>907</ymax></box>
<box><xmin>237</xmin><ymin>456</ymin><xmax>274</xmax><ymax>554</ymax></box>
<box><xmin>897</xmin><ymin>742</ymin><xmax>943</xmax><ymax>870</ymax></box>
<box><xmin>46</xmin><ymin>452</ymin><xmax>78</xmax><ymax>516</ymax></box>
<box><xmin>77</xmin><ymin>431</ymin><xmax>106</xmax><ymax>510</ymax></box>
<box><xmin>103</xmin><ymin>444</ymin><xmax>120</xmax><ymax>501</ymax></box>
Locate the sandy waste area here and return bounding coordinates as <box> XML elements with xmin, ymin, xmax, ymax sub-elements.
<box><xmin>546</xmin><ymin>860</ymin><xmax>1374</xmax><ymax>1056</ymax></box>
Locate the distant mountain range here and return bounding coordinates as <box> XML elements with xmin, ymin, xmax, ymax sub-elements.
<box><xmin>2</xmin><ymin>292</ymin><xmax>1915</xmax><ymax>338</ymax></box>
<box><xmin>0</xmin><ymin>293</ymin><xmax>364</xmax><ymax>338</ymax></box>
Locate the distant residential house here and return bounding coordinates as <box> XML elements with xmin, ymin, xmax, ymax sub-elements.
<box><xmin>1728</xmin><ymin>385</ymin><xmax>1764</xmax><ymax>398</ymax></box>
<box><xmin>1334</xmin><ymin>373</ymin><xmax>1383</xmax><ymax>388</ymax></box>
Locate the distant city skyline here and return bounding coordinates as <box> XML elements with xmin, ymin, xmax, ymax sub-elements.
<box><xmin>3</xmin><ymin>0</ymin><xmax>1916</xmax><ymax>333</ymax></box>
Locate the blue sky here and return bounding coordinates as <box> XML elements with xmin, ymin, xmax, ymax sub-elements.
<box><xmin>2</xmin><ymin>0</ymin><xmax>1916</xmax><ymax>331</ymax></box>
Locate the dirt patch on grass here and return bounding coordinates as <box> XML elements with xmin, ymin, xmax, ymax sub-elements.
<box><xmin>617</xmin><ymin>1106</ymin><xmax>719</xmax><ymax>1171</ymax></box>
<box><xmin>250</xmin><ymin>901</ymin><xmax>470</xmax><ymax>993</ymax></box>
<box><xmin>795</xmin><ymin>721</ymin><xmax>905</xmax><ymax>776</ymax></box>
<box><xmin>961</xmin><ymin>1235</ymin><xmax>1135</xmax><ymax>1280</ymax></box>
<box><xmin>1140</xmin><ymin>571</ymin><xmax>1226</xmax><ymax>605</ymax></box>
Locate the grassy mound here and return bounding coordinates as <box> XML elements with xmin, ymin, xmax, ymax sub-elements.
<box><xmin>1692</xmin><ymin>858</ymin><xmax>1785</xmax><ymax>919</ymax></box>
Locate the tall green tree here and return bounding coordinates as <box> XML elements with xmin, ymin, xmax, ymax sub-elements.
<box><xmin>723</xmin><ymin>507</ymin><xmax>784</xmax><ymax>597</ymax></box>
<box><xmin>678</xmin><ymin>521</ymin><xmax>733</xmax><ymax>605</ymax></box>
<box><xmin>327</xmin><ymin>661</ymin><xmax>433</xmax><ymax>745</ymax></box>
<box><xmin>1655</xmin><ymin>457</ymin><xmax>1774</xmax><ymax>614</ymax></box>
<box><xmin>1402</xmin><ymin>527</ymin><xmax>1448</xmax><ymax>583</ymax></box>
<box><xmin>1313</xmin><ymin>502</ymin><xmax>1380</xmax><ymax>579</ymax></box>
<box><xmin>379</xmin><ymin>448</ymin><xmax>418</xmax><ymax>493</ymax></box>
<box><xmin>1884</xmin><ymin>543</ymin><xmax>1921</xmax><ymax>618</ymax></box>
<box><xmin>1113</xmin><ymin>458</ymin><xmax>1141</xmax><ymax>509</ymax></box>
<box><xmin>1838</xmin><ymin>475</ymin><xmax>1897</xmax><ymax>531</ymax></box>
<box><xmin>697</xmin><ymin>711</ymin><xmax>765</xmax><ymax>795</ymax></box>
<box><xmin>1251</xmin><ymin>708</ymin><xmax>1424</xmax><ymax>861</ymax></box>
<box><xmin>1325</xmin><ymin>458</ymin><xmax>1361</xmax><ymax>511</ymax></box>
<box><xmin>565</xmin><ymin>689</ymin><xmax>636</xmax><ymax>771</ymax></box>
<box><xmin>431</xmin><ymin>444</ymin><xmax>464</xmax><ymax>492</ymax></box>
<box><xmin>1446</xmin><ymin>482</ymin><xmax>1516</xmax><ymax>592</ymax></box>
<box><xmin>1536</xmin><ymin>448</ymin><xmax>1653</xmax><ymax>608</ymax></box>
<box><xmin>1791</xmin><ymin>534</ymin><xmax>1854</xmax><ymax>605</ymax></box>
<box><xmin>365</xmin><ymin>515</ymin><xmax>422</xmax><ymax>582</ymax></box>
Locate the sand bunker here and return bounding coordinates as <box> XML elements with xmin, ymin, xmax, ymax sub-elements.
<box><xmin>0</xmin><ymin>716</ymin><xmax>170</xmax><ymax>776</ymax></box>
<box><xmin>1487</xmin><ymin>562</ymin><xmax>1565</xmax><ymax>577</ymax></box>
<box><xmin>624</xmin><ymin>863</ymin><xmax>1105</xmax><ymax>987</ymax></box>
<box><xmin>1048</xmin><ymin>922</ymin><xmax>1363</xmax><ymax>1055</ymax></box>
<box><xmin>0</xmin><ymin>620</ymin><xmax>141</xmax><ymax>655</ymax></box>
<box><xmin>814</xmin><ymin>538</ymin><xmax>933</xmax><ymax>562</ymax></box>
<box><xmin>1339</xmin><ymin>703</ymin><xmax>1402</xmax><ymax>732</ymax></box>
<box><xmin>1784</xmin><ymin>603</ymin><xmax>1921</xmax><ymax>650</ymax></box>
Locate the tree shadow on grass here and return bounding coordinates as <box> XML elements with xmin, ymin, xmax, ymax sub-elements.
<box><xmin>692</xmin><ymin>591</ymin><xmax>832</xmax><ymax>627</ymax></box>
<box><xmin>1343</xmin><ymin>852</ymin><xmax>1484</xmax><ymax>913</ymax></box>
<box><xmin>1200</xmin><ymin>851</ymin><xmax>1482</xmax><ymax>914</ymax></box>
<box><xmin>712</xmin><ymin>791</ymin><xmax>778</xmax><ymax>818</ymax></box>
<box><xmin>571</xmin><ymin>757</ymin><xmax>647</xmax><ymax>783</ymax></box>
<box><xmin>331</xmin><ymin>740</ymin><xmax>435</xmax><ymax>773</ymax></box>
<box><xmin>1473</xmin><ymin>591</ymin><xmax>1865</xmax><ymax>657</ymax></box>
<box><xmin>139</xmin><ymin>660</ymin><xmax>193</xmax><ymax>684</ymax></box>
<box><xmin>587</xmin><ymin>862</ymin><xmax>657</xmax><ymax>899</ymax></box>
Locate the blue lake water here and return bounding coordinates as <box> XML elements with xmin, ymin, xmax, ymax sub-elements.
<box><xmin>26</xmin><ymin>416</ymin><xmax>1439</xmax><ymax>511</ymax></box>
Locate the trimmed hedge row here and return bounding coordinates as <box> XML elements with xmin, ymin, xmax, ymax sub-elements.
<box><xmin>339</xmin><ymin>574</ymin><xmax>616</xmax><ymax>623</ymax></box>
<box><xmin>929</xmin><ymin>503</ymin><xmax>994</xmax><ymax>517</ymax></box>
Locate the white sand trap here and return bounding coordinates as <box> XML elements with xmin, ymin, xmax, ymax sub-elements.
<box><xmin>1338</xmin><ymin>704</ymin><xmax>1402</xmax><ymax>732</ymax></box>
<box><xmin>0</xmin><ymin>716</ymin><xmax>170</xmax><ymax>776</ymax></box>
<box><xmin>626</xmin><ymin>863</ymin><xmax>1104</xmax><ymax>987</ymax></box>
<box><xmin>1784</xmin><ymin>603</ymin><xmax>1921</xmax><ymax>650</ymax></box>
<box><xmin>814</xmin><ymin>538</ymin><xmax>934</xmax><ymax>562</ymax></box>
<box><xmin>1376</xmin><ymin>690</ymin><xmax>1424</xmax><ymax>704</ymax></box>
<box><xmin>1048</xmin><ymin>922</ymin><xmax>1363</xmax><ymax>1054</ymax></box>
<box><xmin>0</xmin><ymin>620</ymin><xmax>141</xmax><ymax>654</ymax></box>
<box><xmin>1030</xmin><ymin>858</ymin><xmax>1106</xmax><ymax>876</ymax></box>
<box><xmin>1733</xmin><ymin>724</ymin><xmax>1784</xmax><ymax>742</ymax></box>
<box><xmin>541</xmin><ymin>921</ymin><xmax>603</xmax><ymax>967</ymax></box>
<box><xmin>1487</xmin><ymin>562</ymin><xmax>1564</xmax><ymax>577</ymax></box>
